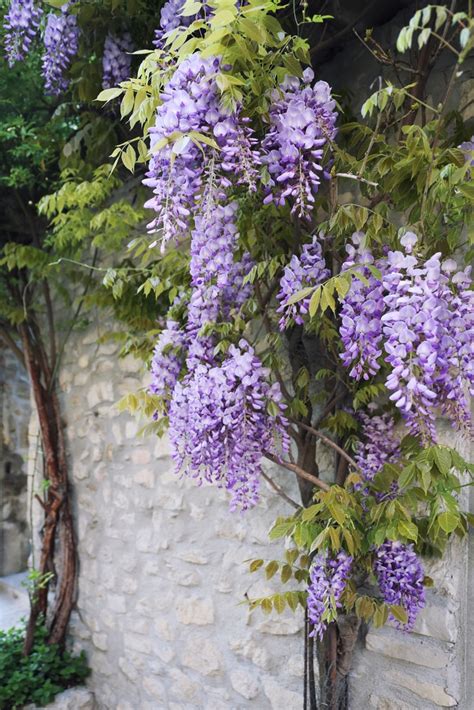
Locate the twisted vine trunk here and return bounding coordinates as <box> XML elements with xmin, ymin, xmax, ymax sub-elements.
<box><xmin>288</xmin><ymin>326</ymin><xmax>360</xmax><ymax>709</ymax></box>
<box><xmin>20</xmin><ymin>323</ymin><xmax>77</xmax><ymax>654</ymax></box>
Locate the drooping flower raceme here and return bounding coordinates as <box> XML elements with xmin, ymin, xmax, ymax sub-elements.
<box><xmin>373</xmin><ymin>540</ymin><xmax>425</xmax><ymax>630</ymax></box>
<box><xmin>382</xmin><ymin>233</ymin><xmax>473</xmax><ymax>441</ymax></box>
<box><xmin>149</xmin><ymin>320</ymin><xmax>187</xmax><ymax>399</ymax></box>
<box><xmin>354</xmin><ymin>409</ymin><xmax>400</xmax><ymax>484</ymax></box>
<box><xmin>262</xmin><ymin>68</ymin><xmax>337</xmax><ymax>218</ymax></box>
<box><xmin>143</xmin><ymin>54</ymin><xmax>260</xmax><ymax>249</ymax></box>
<box><xmin>168</xmin><ymin>340</ymin><xmax>288</xmax><ymax>511</ymax></box>
<box><xmin>277</xmin><ymin>235</ymin><xmax>330</xmax><ymax>329</ymax></box>
<box><xmin>42</xmin><ymin>5</ymin><xmax>79</xmax><ymax>95</ymax></box>
<box><xmin>339</xmin><ymin>233</ymin><xmax>385</xmax><ymax>380</ymax></box>
<box><xmin>4</xmin><ymin>0</ymin><xmax>42</xmax><ymax>66</ymax></box>
<box><xmin>307</xmin><ymin>550</ymin><xmax>352</xmax><ymax>639</ymax></box>
<box><xmin>102</xmin><ymin>32</ymin><xmax>134</xmax><ymax>88</ymax></box>
<box><xmin>153</xmin><ymin>0</ymin><xmax>195</xmax><ymax>49</ymax></box>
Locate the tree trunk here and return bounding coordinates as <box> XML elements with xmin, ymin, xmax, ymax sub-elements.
<box><xmin>20</xmin><ymin>324</ymin><xmax>77</xmax><ymax>653</ymax></box>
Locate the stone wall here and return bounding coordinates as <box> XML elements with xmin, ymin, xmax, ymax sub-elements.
<box><xmin>56</xmin><ymin>327</ymin><xmax>306</xmax><ymax>709</ymax></box>
<box><xmin>0</xmin><ymin>347</ymin><xmax>30</xmax><ymax>576</ymax></box>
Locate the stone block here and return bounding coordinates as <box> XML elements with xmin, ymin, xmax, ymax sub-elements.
<box><xmin>387</xmin><ymin>671</ymin><xmax>457</xmax><ymax>707</ymax></box>
<box><xmin>27</xmin><ymin>687</ymin><xmax>96</xmax><ymax>709</ymax></box>
<box><xmin>182</xmin><ymin>638</ymin><xmax>222</xmax><ymax>676</ymax></box>
<box><xmin>133</xmin><ymin>468</ymin><xmax>155</xmax><ymax>488</ymax></box>
<box><xmin>230</xmin><ymin>669</ymin><xmax>260</xmax><ymax>699</ymax></box>
<box><xmin>365</xmin><ymin>629</ymin><xmax>450</xmax><ymax>669</ymax></box>
<box><xmin>92</xmin><ymin>633</ymin><xmax>108</xmax><ymax>651</ymax></box>
<box><xmin>176</xmin><ymin>596</ymin><xmax>214</xmax><ymax>625</ymax></box>
<box><xmin>143</xmin><ymin>676</ymin><xmax>166</xmax><ymax>702</ymax></box>
<box><xmin>123</xmin><ymin>632</ymin><xmax>153</xmax><ymax>655</ymax></box>
<box><xmin>106</xmin><ymin>593</ymin><xmax>126</xmax><ymax>614</ymax></box>
<box><xmin>263</xmin><ymin>678</ymin><xmax>301</xmax><ymax>710</ymax></box>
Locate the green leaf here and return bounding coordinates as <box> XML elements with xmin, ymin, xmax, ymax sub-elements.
<box><xmin>274</xmin><ymin>594</ymin><xmax>286</xmax><ymax>613</ymax></box>
<box><xmin>398</xmin><ymin>520</ymin><xmax>418</xmax><ymax>542</ymax></box>
<box><xmin>281</xmin><ymin>564</ymin><xmax>292</xmax><ymax>583</ymax></box>
<box><xmin>437</xmin><ymin>511</ymin><xmax>459</xmax><ymax>534</ymax></box>
<box><xmin>249</xmin><ymin>559</ymin><xmax>264</xmax><ymax>573</ymax></box>
<box><xmin>265</xmin><ymin>560</ymin><xmax>279</xmax><ymax>579</ymax></box>
<box><xmin>308</xmin><ymin>286</ymin><xmax>321</xmax><ymax>317</ymax></box>
<box><xmin>96</xmin><ymin>87</ymin><xmax>123</xmax><ymax>102</ymax></box>
<box><xmin>433</xmin><ymin>447</ymin><xmax>452</xmax><ymax>475</ymax></box>
<box><xmin>261</xmin><ymin>598</ymin><xmax>272</xmax><ymax>614</ymax></box>
<box><xmin>269</xmin><ymin>520</ymin><xmax>294</xmax><ymax>540</ymax></box>
<box><xmin>390</xmin><ymin>605</ymin><xmax>408</xmax><ymax>624</ymax></box>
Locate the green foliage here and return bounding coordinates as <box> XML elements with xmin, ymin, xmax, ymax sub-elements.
<box><xmin>0</xmin><ymin>623</ymin><xmax>90</xmax><ymax>709</ymax></box>
<box><xmin>248</xmin><ymin>443</ymin><xmax>472</xmax><ymax>624</ymax></box>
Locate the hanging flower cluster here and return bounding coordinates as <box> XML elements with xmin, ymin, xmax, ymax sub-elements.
<box><xmin>153</xmin><ymin>0</ymin><xmax>195</xmax><ymax>49</ymax></box>
<box><xmin>262</xmin><ymin>68</ymin><xmax>337</xmax><ymax>218</ymax></box>
<box><xmin>354</xmin><ymin>409</ymin><xmax>400</xmax><ymax>484</ymax></box>
<box><xmin>382</xmin><ymin>233</ymin><xmax>473</xmax><ymax>441</ymax></box>
<box><xmin>147</xmin><ymin>200</ymin><xmax>283</xmax><ymax>510</ymax></box>
<box><xmin>42</xmin><ymin>5</ymin><xmax>79</xmax><ymax>95</ymax></box>
<box><xmin>143</xmin><ymin>54</ymin><xmax>260</xmax><ymax>250</ymax></box>
<box><xmin>149</xmin><ymin>320</ymin><xmax>187</xmax><ymax>399</ymax></box>
<box><xmin>373</xmin><ymin>540</ymin><xmax>426</xmax><ymax>630</ymax></box>
<box><xmin>307</xmin><ymin>550</ymin><xmax>353</xmax><ymax>639</ymax></box>
<box><xmin>102</xmin><ymin>32</ymin><xmax>134</xmax><ymax>89</ymax></box>
<box><xmin>277</xmin><ymin>235</ymin><xmax>330</xmax><ymax>329</ymax></box>
<box><xmin>4</xmin><ymin>0</ymin><xmax>42</xmax><ymax>67</ymax></box>
<box><xmin>338</xmin><ymin>232</ymin><xmax>473</xmax><ymax>441</ymax></box>
<box><xmin>169</xmin><ymin>340</ymin><xmax>288</xmax><ymax>511</ymax></box>
<box><xmin>339</xmin><ymin>233</ymin><xmax>385</xmax><ymax>380</ymax></box>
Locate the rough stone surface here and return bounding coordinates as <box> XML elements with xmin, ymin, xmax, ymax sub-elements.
<box><xmin>26</xmin><ymin>687</ymin><xmax>96</xmax><ymax>709</ymax></box>
<box><xmin>0</xmin><ymin>348</ymin><xmax>30</xmax><ymax>575</ymax></box>
<box><xmin>32</xmin><ymin>327</ymin><xmax>307</xmax><ymax>709</ymax></box>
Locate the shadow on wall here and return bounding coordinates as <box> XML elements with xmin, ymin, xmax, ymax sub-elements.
<box><xmin>0</xmin><ymin>449</ymin><xmax>30</xmax><ymax>576</ymax></box>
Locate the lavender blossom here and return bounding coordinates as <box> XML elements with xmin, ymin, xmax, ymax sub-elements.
<box><xmin>143</xmin><ymin>54</ymin><xmax>260</xmax><ymax>249</ymax></box>
<box><xmin>307</xmin><ymin>550</ymin><xmax>352</xmax><ymax>639</ymax></box>
<box><xmin>4</xmin><ymin>0</ymin><xmax>42</xmax><ymax>66</ymax></box>
<box><xmin>42</xmin><ymin>5</ymin><xmax>79</xmax><ymax>95</ymax></box>
<box><xmin>354</xmin><ymin>409</ymin><xmax>400</xmax><ymax>483</ymax></box>
<box><xmin>153</xmin><ymin>0</ymin><xmax>194</xmax><ymax>49</ymax></box>
<box><xmin>339</xmin><ymin>233</ymin><xmax>385</xmax><ymax>380</ymax></box>
<box><xmin>277</xmin><ymin>235</ymin><xmax>330</xmax><ymax>329</ymax></box>
<box><xmin>102</xmin><ymin>32</ymin><xmax>134</xmax><ymax>88</ymax></box>
<box><xmin>262</xmin><ymin>68</ymin><xmax>337</xmax><ymax>218</ymax></box>
<box><xmin>373</xmin><ymin>540</ymin><xmax>425</xmax><ymax>630</ymax></box>
<box><xmin>149</xmin><ymin>320</ymin><xmax>187</xmax><ymax>399</ymax></box>
<box><xmin>168</xmin><ymin>340</ymin><xmax>288</xmax><ymax>511</ymax></box>
<box><xmin>382</xmin><ymin>233</ymin><xmax>472</xmax><ymax>441</ymax></box>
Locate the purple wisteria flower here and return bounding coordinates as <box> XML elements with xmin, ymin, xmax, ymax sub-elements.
<box><xmin>102</xmin><ymin>32</ymin><xmax>134</xmax><ymax>89</ymax></box>
<box><xmin>382</xmin><ymin>233</ymin><xmax>473</xmax><ymax>441</ymax></box>
<box><xmin>354</xmin><ymin>409</ymin><xmax>400</xmax><ymax>483</ymax></box>
<box><xmin>373</xmin><ymin>540</ymin><xmax>425</xmax><ymax>630</ymax></box>
<box><xmin>153</xmin><ymin>0</ymin><xmax>194</xmax><ymax>49</ymax></box>
<box><xmin>4</xmin><ymin>0</ymin><xmax>42</xmax><ymax>67</ymax></box>
<box><xmin>307</xmin><ymin>550</ymin><xmax>352</xmax><ymax>639</ymax></box>
<box><xmin>339</xmin><ymin>233</ymin><xmax>385</xmax><ymax>380</ymax></box>
<box><xmin>459</xmin><ymin>136</ymin><xmax>474</xmax><ymax>177</ymax></box>
<box><xmin>277</xmin><ymin>235</ymin><xmax>330</xmax><ymax>329</ymax></box>
<box><xmin>42</xmin><ymin>5</ymin><xmax>80</xmax><ymax>95</ymax></box>
<box><xmin>149</xmin><ymin>320</ymin><xmax>187</xmax><ymax>399</ymax></box>
<box><xmin>143</xmin><ymin>54</ymin><xmax>260</xmax><ymax>249</ymax></box>
<box><xmin>262</xmin><ymin>68</ymin><xmax>337</xmax><ymax>218</ymax></box>
<box><xmin>168</xmin><ymin>340</ymin><xmax>289</xmax><ymax>511</ymax></box>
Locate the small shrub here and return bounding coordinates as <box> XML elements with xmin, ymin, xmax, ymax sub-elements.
<box><xmin>0</xmin><ymin>622</ymin><xmax>90</xmax><ymax>709</ymax></box>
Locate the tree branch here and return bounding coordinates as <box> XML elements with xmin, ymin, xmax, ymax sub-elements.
<box><xmin>290</xmin><ymin>418</ymin><xmax>359</xmax><ymax>471</ymax></box>
<box><xmin>261</xmin><ymin>470</ymin><xmax>301</xmax><ymax>509</ymax></box>
<box><xmin>0</xmin><ymin>325</ymin><xmax>25</xmax><ymax>366</ymax></box>
<box><xmin>264</xmin><ymin>451</ymin><xmax>330</xmax><ymax>491</ymax></box>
